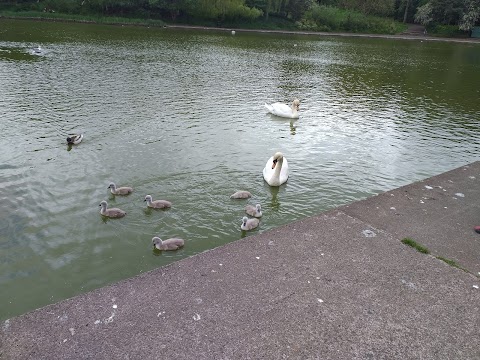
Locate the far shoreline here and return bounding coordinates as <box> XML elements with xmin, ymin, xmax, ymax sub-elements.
<box><xmin>2</xmin><ymin>15</ymin><xmax>479</xmax><ymax>45</ymax></box>
<box><xmin>168</xmin><ymin>24</ymin><xmax>480</xmax><ymax>44</ymax></box>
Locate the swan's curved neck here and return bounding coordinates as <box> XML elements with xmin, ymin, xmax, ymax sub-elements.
<box><xmin>291</xmin><ymin>105</ymin><xmax>298</xmax><ymax>116</ymax></box>
<box><xmin>146</xmin><ymin>199</ymin><xmax>152</xmax><ymax>205</ymax></box>
<box><xmin>291</xmin><ymin>102</ymin><xmax>299</xmax><ymax>116</ymax></box>
<box><xmin>100</xmin><ymin>204</ymin><xmax>107</xmax><ymax>213</ymax></box>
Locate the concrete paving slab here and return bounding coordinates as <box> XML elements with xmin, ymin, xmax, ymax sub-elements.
<box><xmin>341</xmin><ymin>162</ymin><xmax>480</xmax><ymax>274</ymax></box>
<box><xmin>2</xmin><ymin>163</ymin><xmax>480</xmax><ymax>359</ymax></box>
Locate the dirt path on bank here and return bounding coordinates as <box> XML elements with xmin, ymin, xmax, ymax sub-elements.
<box><xmin>167</xmin><ymin>23</ymin><xmax>480</xmax><ymax>44</ymax></box>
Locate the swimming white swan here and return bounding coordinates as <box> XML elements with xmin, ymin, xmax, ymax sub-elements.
<box><xmin>263</xmin><ymin>152</ymin><xmax>288</xmax><ymax>186</ymax></box>
<box><xmin>230</xmin><ymin>191</ymin><xmax>252</xmax><ymax>199</ymax></box>
<box><xmin>32</xmin><ymin>45</ymin><xmax>42</xmax><ymax>55</ymax></box>
<box><xmin>152</xmin><ymin>237</ymin><xmax>184</xmax><ymax>251</ymax></box>
<box><xmin>241</xmin><ymin>216</ymin><xmax>259</xmax><ymax>231</ymax></box>
<box><xmin>99</xmin><ymin>200</ymin><xmax>126</xmax><ymax>218</ymax></box>
<box><xmin>264</xmin><ymin>99</ymin><xmax>300</xmax><ymax>119</ymax></box>
<box><xmin>144</xmin><ymin>195</ymin><xmax>172</xmax><ymax>209</ymax></box>
<box><xmin>67</xmin><ymin>134</ymin><xmax>83</xmax><ymax>145</ymax></box>
<box><xmin>245</xmin><ymin>204</ymin><xmax>262</xmax><ymax>218</ymax></box>
<box><xmin>108</xmin><ymin>182</ymin><xmax>133</xmax><ymax>195</ymax></box>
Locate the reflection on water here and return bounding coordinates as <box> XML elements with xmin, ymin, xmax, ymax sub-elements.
<box><xmin>0</xmin><ymin>19</ymin><xmax>479</xmax><ymax>320</ymax></box>
<box><xmin>290</xmin><ymin>121</ymin><xmax>296</xmax><ymax>135</ymax></box>
<box><xmin>267</xmin><ymin>185</ymin><xmax>281</xmax><ymax>212</ymax></box>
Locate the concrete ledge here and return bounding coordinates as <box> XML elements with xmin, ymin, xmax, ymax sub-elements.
<box><xmin>341</xmin><ymin>161</ymin><xmax>480</xmax><ymax>273</ymax></box>
<box><xmin>2</xmin><ymin>163</ymin><xmax>480</xmax><ymax>359</ymax></box>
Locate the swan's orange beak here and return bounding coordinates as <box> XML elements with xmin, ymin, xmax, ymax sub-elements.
<box><xmin>271</xmin><ymin>159</ymin><xmax>277</xmax><ymax>169</ymax></box>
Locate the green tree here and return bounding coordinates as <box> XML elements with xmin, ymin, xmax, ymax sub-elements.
<box><xmin>148</xmin><ymin>0</ymin><xmax>192</xmax><ymax>20</ymax></box>
<box><xmin>286</xmin><ymin>0</ymin><xmax>313</xmax><ymax>21</ymax></box>
<box><xmin>414</xmin><ymin>1</ymin><xmax>433</xmax><ymax>24</ymax></box>
<box><xmin>337</xmin><ymin>0</ymin><xmax>395</xmax><ymax>16</ymax></box>
<box><xmin>395</xmin><ymin>0</ymin><xmax>422</xmax><ymax>22</ymax></box>
<box><xmin>186</xmin><ymin>0</ymin><xmax>262</xmax><ymax>21</ymax></box>
<box><xmin>414</xmin><ymin>0</ymin><xmax>477</xmax><ymax>26</ymax></box>
<box><xmin>459</xmin><ymin>0</ymin><xmax>480</xmax><ymax>30</ymax></box>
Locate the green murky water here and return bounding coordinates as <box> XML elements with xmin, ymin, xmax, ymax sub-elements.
<box><xmin>1</xmin><ymin>19</ymin><xmax>479</xmax><ymax>320</ymax></box>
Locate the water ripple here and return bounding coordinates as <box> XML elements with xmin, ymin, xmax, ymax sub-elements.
<box><xmin>1</xmin><ymin>21</ymin><xmax>480</xmax><ymax>320</ymax></box>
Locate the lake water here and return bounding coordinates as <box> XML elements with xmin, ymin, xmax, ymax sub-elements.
<box><xmin>1</xmin><ymin>19</ymin><xmax>479</xmax><ymax>321</ymax></box>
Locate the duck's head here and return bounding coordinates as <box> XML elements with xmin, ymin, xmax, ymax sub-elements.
<box><xmin>144</xmin><ymin>195</ymin><xmax>153</xmax><ymax>202</ymax></box>
<box><xmin>242</xmin><ymin>216</ymin><xmax>248</xmax><ymax>225</ymax></box>
<box><xmin>99</xmin><ymin>200</ymin><xmax>107</xmax><ymax>208</ymax></box>
<box><xmin>66</xmin><ymin>137</ymin><xmax>74</xmax><ymax>144</ymax></box>
<box><xmin>272</xmin><ymin>152</ymin><xmax>284</xmax><ymax>169</ymax></box>
<box><xmin>107</xmin><ymin>182</ymin><xmax>116</xmax><ymax>189</ymax></box>
<box><xmin>256</xmin><ymin>204</ymin><xmax>262</xmax><ymax>212</ymax></box>
<box><xmin>152</xmin><ymin>237</ymin><xmax>163</xmax><ymax>247</ymax></box>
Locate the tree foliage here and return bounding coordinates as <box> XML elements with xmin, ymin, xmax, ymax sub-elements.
<box><xmin>414</xmin><ymin>2</ymin><xmax>433</xmax><ymax>24</ymax></box>
<box><xmin>3</xmin><ymin>0</ymin><xmax>477</xmax><ymax>34</ymax></box>
<box><xmin>459</xmin><ymin>0</ymin><xmax>480</xmax><ymax>30</ymax></box>
<box><xmin>336</xmin><ymin>0</ymin><xmax>395</xmax><ymax>17</ymax></box>
<box><xmin>414</xmin><ymin>0</ymin><xmax>480</xmax><ymax>29</ymax></box>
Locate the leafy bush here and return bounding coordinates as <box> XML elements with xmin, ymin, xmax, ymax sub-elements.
<box><xmin>301</xmin><ymin>4</ymin><xmax>406</xmax><ymax>34</ymax></box>
<box><xmin>428</xmin><ymin>24</ymin><xmax>469</xmax><ymax>37</ymax></box>
<box><xmin>295</xmin><ymin>18</ymin><xmax>319</xmax><ymax>30</ymax></box>
<box><xmin>226</xmin><ymin>4</ymin><xmax>263</xmax><ymax>20</ymax></box>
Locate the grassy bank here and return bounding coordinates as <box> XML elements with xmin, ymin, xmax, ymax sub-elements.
<box><xmin>0</xmin><ymin>10</ymin><xmax>166</xmax><ymax>27</ymax></box>
<box><xmin>0</xmin><ymin>7</ymin><xmax>407</xmax><ymax>35</ymax></box>
<box><xmin>427</xmin><ymin>24</ymin><xmax>470</xmax><ymax>38</ymax></box>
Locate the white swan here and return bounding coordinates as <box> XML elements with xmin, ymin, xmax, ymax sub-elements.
<box><xmin>264</xmin><ymin>99</ymin><xmax>300</xmax><ymax>119</ymax></box>
<box><xmin>67</xmin><ymin>134</ymin><xmax>83</xmax><ymax>145</ymax></box>
<box><xmin>263</xmin><ymin>152</ymin><xmax>288</xmax><ymax>186</ymax></box>
<box><xmin>152</xmin><ymin>237</ymin><xmax>184</xmax><ymax>251</ymax></box>
<box><xmin>31</xmin><ymin>45</ymin><xmax>42</xmax><ymax>55</ymax></box>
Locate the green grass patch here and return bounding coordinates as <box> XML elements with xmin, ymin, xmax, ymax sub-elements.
<box><xmin>0</xmin><ymin>10</ymin><xmax>166</xmax><ymax>27</ymax></box>
<box><xmin>299</xmin><ymin>5</ymin><xmax>407</xmax><ymax>35</ymax></box>
<box><xmin>401</xmin><ymin>238</ymin><xmax>471</xmax><ymax>274</ymax></box>
<box><xmin>401</xmin><ymin>238</ymin><xmax>430</xmax><ymax>254</ymax></box>
<box><xmin>436</xmin><ymin>256</ymin><xmax>467</xmax><ymax>272</ymax></box>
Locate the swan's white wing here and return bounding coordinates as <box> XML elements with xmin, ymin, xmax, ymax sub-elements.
<box><xmin>263</xmin><ymin>156</ymin><xmax>274</xmax><ymax>182</ymax></box>
<box><xmin>271</xmin><ymin>103</ymin><xmax>291</xmax><ymax>115</ymax></box>
<box><xmin>265</xmin><ymin>102</ymin><xmax>297</xmax><ymax>118</ymax></box>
